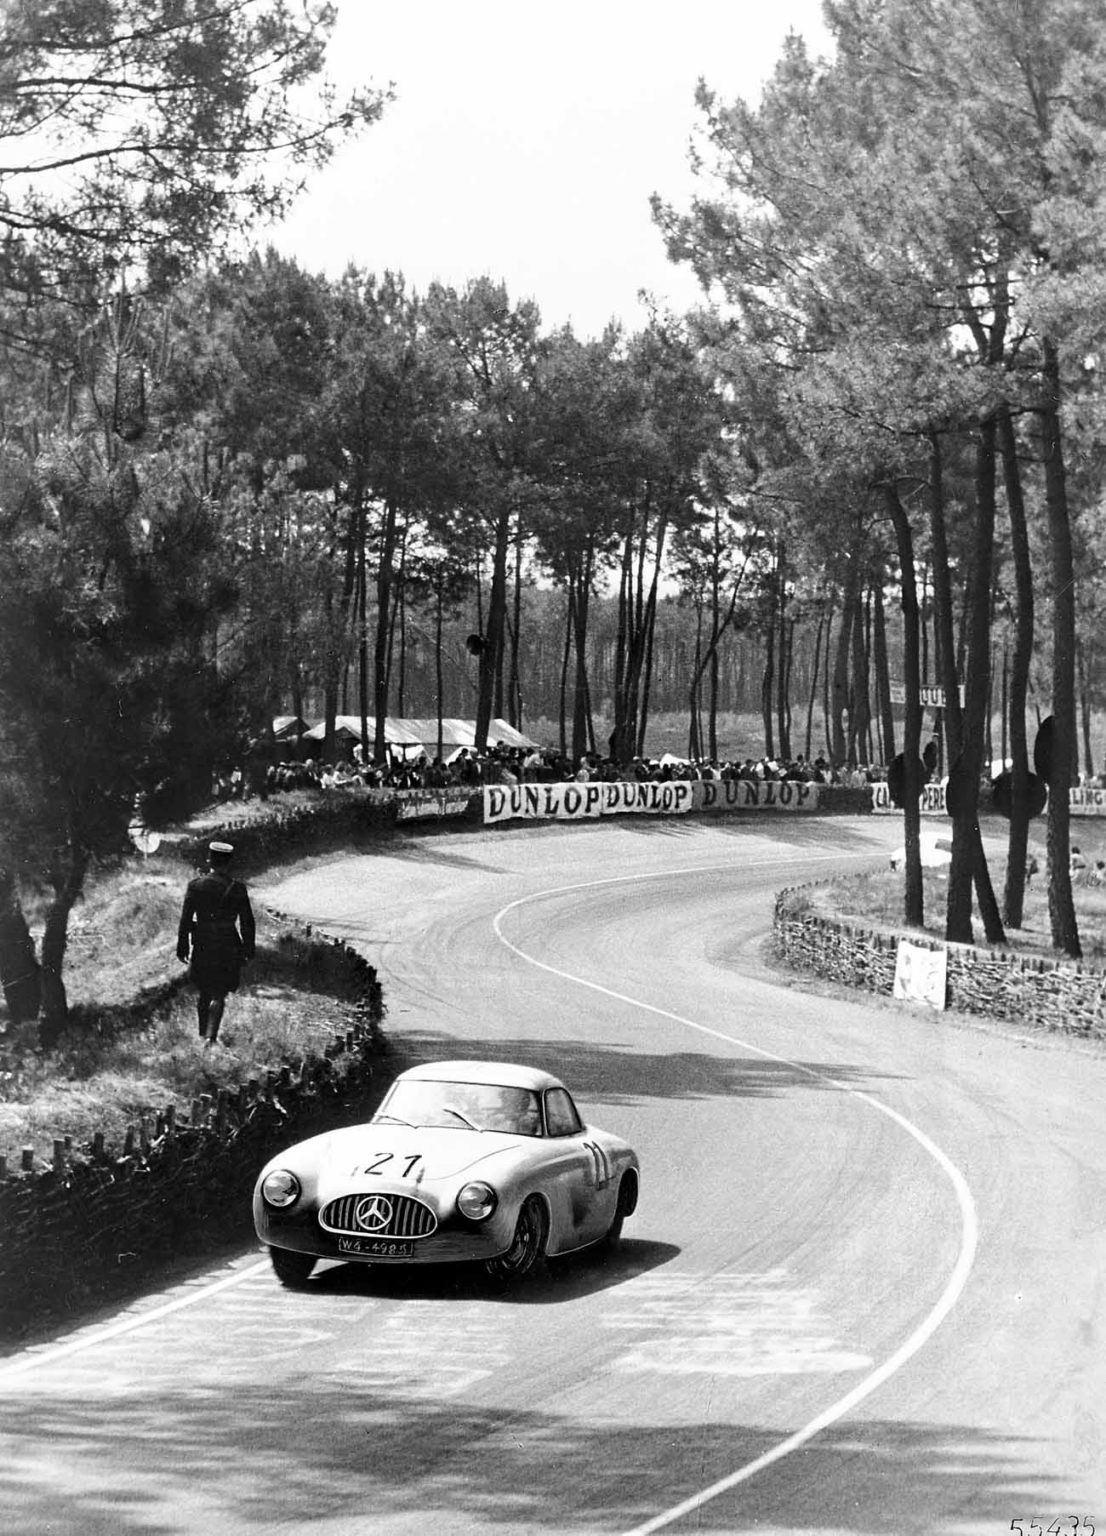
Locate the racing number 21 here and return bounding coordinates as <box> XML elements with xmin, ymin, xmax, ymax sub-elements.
<box><xmin>362</xmin><ymin>1152</ymin><xmax>421</xmax><ymax>1178</ymax></box>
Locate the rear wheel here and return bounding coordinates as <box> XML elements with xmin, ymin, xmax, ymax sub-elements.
<box><xmin>485</xmin><ymin>1196</ymin><xmax>548</xmax><ymax>1281</ymax></box>
<box><xmin>269</xmin><ymin>1246</ymin><xmax>316</xmax><ymax>1287</ymax></box>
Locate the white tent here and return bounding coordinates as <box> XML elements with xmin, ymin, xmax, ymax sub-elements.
<box><xmin>286</xmin><ymin>716</ymin><xmax>540</xmax><ymax>753</ymax></box>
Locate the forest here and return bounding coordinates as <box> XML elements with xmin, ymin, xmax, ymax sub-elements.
<box><xmin>2</xmin><ymin>0</ymin><xmax>1106</xmax><ymax>1035</ymax></box>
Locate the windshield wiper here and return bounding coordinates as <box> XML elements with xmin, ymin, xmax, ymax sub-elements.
<box><xmin>441</xmin><ymin>1104</ymin><xmax>482</xmax><ymax>1132</ymax></box>
<box><xmin>374</xmin><ymin>1113</ymin><xmax>416</xmax><ymax>1128</ymax></box>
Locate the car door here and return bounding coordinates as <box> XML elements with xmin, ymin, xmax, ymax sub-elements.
<box><xmin>541</xmin><ymin>1088</ymin><xmax>618</xmax><ymax>1252</ymax></box>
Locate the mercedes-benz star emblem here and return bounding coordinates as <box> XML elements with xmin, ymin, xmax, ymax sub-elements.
<box><xmin>355</xmin><ymin>1194</ymin><xmax>393</xmax><ymax>1232</ymax></box>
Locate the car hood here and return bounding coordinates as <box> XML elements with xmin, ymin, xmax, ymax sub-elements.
<box><xmin>290</xmin><ymin>1122</ymin><xmax>532</xmax><ymax>1190</ymax></box>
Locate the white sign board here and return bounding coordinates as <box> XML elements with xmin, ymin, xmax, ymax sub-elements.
<box><xmin>888</xmin><ymin>683</ymin><xmax>964</xmax><ymax>707</ymax></box>
<box><xmin>893</xmin><ymin>940</ymin><xmax>948</xmax><ymax>1010</ymax></box>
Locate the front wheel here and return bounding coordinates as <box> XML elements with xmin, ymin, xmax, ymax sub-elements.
<box><xmin>485</xmin><ymin>1196</ymin><xmax>548</xmax><ymax>1281</ymax></box>
<box><xmin>269</xmin><ymin>1246</ymin><xmax>316</xmax><ymax>1287</ymax></box>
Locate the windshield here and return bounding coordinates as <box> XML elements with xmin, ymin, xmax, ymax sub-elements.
<box><xmin>376</xmin><ymin>1079</ymin><xmax>543</xmax><ymax>1136</ymax></box>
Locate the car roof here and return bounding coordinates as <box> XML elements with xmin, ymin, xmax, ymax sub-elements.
<box><xmin>397</xmin><ymin>1060</ymin><xmax>568</xmax><ymax>1093</ymax></box>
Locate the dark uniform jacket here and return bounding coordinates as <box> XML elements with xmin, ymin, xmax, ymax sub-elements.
<box><xmin>177</xmin><ymin>869</ymin><xmax>256</xmax><ymax>992</ymax></box>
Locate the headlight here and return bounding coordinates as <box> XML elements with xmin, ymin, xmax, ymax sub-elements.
<box><xmin>457</xmin><ymin>1181</ymin><xmax>497</xmax><ymax>1222</ymax></box>
<box><xmin>261</xmin><ymin>1169</ymin><xmax>301</xmax><ymax>1208</ymax></box>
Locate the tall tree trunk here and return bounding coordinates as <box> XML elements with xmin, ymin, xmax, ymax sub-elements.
<box><xmin>883</xmin><ymin>486</ymin><xmax>924</xmax><ymax>927</ymax></box>
<box><xmin>831</xmin><ymin>562</ymin><xmax>857</xmax><ymax>765</ymax></box>
<box><xmin>872</xmin><ymin>578</ymin><xmax>895</xmax><ymax>765</ymax></box>
<box><xmin>805</xmin><ymin>612</ymin><xmax>825</xmax><ymax>761</ymax></box>
<box><xmin>781</xmin><ymin>617</ymin><xmax>796</xmax><ymax>761</ymax></box>
<box><xmin>997</xmin><ymin>407</ymin><xmax>1035</xmax><ymax>927</ymax></box>
<box><xmin>709</xmin><ymin>635</ymin><xmax>721</xmax><ymax>761</ymax></box>
<box><xmin>559</xmin><ymin>585</ymin><xmax>573</xmax><ymax>758</ymax></box>
<box><xmin>1077</xmin><ymin>642</ymin><xmax>1093</xmax><ymax>778</ymax></box>
<box><xmin>776</xmin><ymin>554</ymin><xmax>792</xmax><ymax>759</ymax></box>
<box><xmin>688</xmin><ymin>603</ymin><xmax>704</xmax><ymax>760</ymax></box>
<box><xmin>1041</xmin><ymin>338</ymin><xmax>1081</xmax><ymax>957</ymax></box>
<box><xmin>323</xmin><ymin>495</ymin><xmax>361</xmax><ymax>763</ymax></box>
<box><xmin>944</xmin><ymin>419</ymin><xmax>1006</xmax><ymax>946</ymax></box>
<box><xmin>435</xmin><ymin>578</ymin><xmax>445</xmax><ymax>762</ymax></box>
<box><xmin>373</xmin><ymin>499</ymin><xmax>399</xmax><ymax>765</ymax></box>
<box><xmin>357</xmin><ymin>505</ymin><xmax>371</xmax><ymax>756</ymax></box>
<box><xmin>849</xmin><ymin>584</ymin><xmax>870</xmax><ymax>768</ymax></box>
<box><xmin>476</xmin><ymin>502</ymin><xmax>512</xmax><ymax>750</ymax></box>
<box><xmin>761</xmin><ymin>621</ymin><xmax>776</xmax><ymax>758</ymax></box>
<box><xmin>572</xmin><ymin>564</ymin><xmax>592</xmax><ymax>766</ymax></box>
<box><xmin>1000</xmin><ymin>646</ymin><xmax>1009</xmax><ymax>765</ymax></box>
<box><xmin>509</xmin><ymin>522</ymin><xmax>523</xmax><ymax>728</ymax></box>
<box><xmin>636</xmin><ymin>562</ymin><xmax>662</xmax><ymax>758</ymax></box>
<box><xmin>611</xmin><ymin>521</ymin><xmax>635</xmax><ymax>763</ymax></box>
<box><xmin>39</xmin><ymin>844</ymin><xmax>89</xmax><ymax>1047</ymax></box>
<box><xmin>821</xmin><ymin>605</ymin><xmax>834</xmax><ymax>759</ymax></box>
<box><xmin>0</xmin><ymin>868</ymin><xmax>40</xmax><ymax>1025</ymax></box>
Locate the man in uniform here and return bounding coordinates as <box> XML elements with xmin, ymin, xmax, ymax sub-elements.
<box><xmin>176</xmin><ymin>841</ymin><xmax>255</xmax><ymax>1043</ymax></box>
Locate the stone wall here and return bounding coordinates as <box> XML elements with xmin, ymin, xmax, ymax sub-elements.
<box><xmin>773</xmin><ymin>884</ymin><xmax>1106</xmax><ymax>1038</ymax></box>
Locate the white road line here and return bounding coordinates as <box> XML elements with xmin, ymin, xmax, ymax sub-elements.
<box><xmin>0</xmin><ymin>1260</ymin><xmax>271</xmax><ymax>1382</ymax></box>
<box><xmin>491</xmin><ymin>856</ymin><xmax>979</xmax><ymax>1536</ymax></box>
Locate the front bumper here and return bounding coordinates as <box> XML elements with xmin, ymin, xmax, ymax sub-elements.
<box><xmin>254</xmin><ymin>1203</ymin><xmax>515</xmax><ymax>1265</ymax></box>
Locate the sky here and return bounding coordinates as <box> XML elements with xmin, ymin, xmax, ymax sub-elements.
<box><xmin>268</xmin><ymin>0</ymin><xmax>832</xmax><ymax>338</ymax></box>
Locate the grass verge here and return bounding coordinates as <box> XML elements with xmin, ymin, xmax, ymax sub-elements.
<box><xmin>803</xmin><ymin>823</ymin><xmax>1106</xmax><ymax>963</ymax></box>
<box><xmin>1</xmin><ymin>852</ymin><xmax>373</xmax><ymax>1167</ymax></box>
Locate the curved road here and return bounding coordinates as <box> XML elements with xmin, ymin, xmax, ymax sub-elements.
<box><xmin>1</xmin><ymin>814</ymin><xmax>1103</xmax><ymax>1534</ymax></box>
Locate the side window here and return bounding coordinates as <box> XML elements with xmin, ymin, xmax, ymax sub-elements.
<box><xmin>544</xmin><ymin>1087</ymin><xmax>583</xmax><ymax>1137</ymax></box>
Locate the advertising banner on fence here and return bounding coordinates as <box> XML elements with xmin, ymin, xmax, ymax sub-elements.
<box><xmin>874</xmin><ymin>780</ymin><xmax>1106</xmax><ymax>818</ymax></box>
<box><xmin>871</xmin><ymin>781</ymin><xmax>948</xmax><ymax>815</ymax></box>
<box><xmin>396</xmin><ymin>788</ymin><xmax>474</xmax><ymax>822</ymax></box>
<box><xmin>484</xmin><ymin>781</ymin><xmax>693</xmax><ymax>825</ymax></box>
<box><xmin>483</xmin><ymin>776</ymin><xmax>823</xmax><ymax>825</ymax></box>
<box><xmin>691</xmin><ymin>779</ymin><xmax>821</xmax><ymax>814</ymax></box>
<box><xmin>1071</xmin><ymin>785</ymin><xmax>1106</xmax><ymax>817</ymax></box>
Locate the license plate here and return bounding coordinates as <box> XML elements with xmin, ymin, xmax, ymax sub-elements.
<box><xmin>337</xmin><ymin>1236</ymin><xmax>414</xmax><ymax>1259</ymax></box>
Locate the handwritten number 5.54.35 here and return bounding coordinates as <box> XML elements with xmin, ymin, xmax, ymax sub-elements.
<box><xmin>1010</xmin><ymin>1520</ymin><xmax>1095</xmax><ymax>1535</ymax></box>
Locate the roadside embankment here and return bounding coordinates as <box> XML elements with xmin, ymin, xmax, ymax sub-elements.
<box><xmin>773</xmin><ymin>880</ymin><xmax>1106</xmax><ymax>1039</ymax></box>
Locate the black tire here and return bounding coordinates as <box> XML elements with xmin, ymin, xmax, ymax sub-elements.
<box><xmin>269</xmin><ymin>1246</ymin><xmax>316</xmax><ymax>1287</ymax></box>
<box><xmin>485</xmin><ymin>1195</ymin><xmax>548</xmax><ymax>1281</ymax></box>
<box><xmin>604</xmin><ymin>1171</ymin><xmax>638</xmax><ymax>1248</ymax></box>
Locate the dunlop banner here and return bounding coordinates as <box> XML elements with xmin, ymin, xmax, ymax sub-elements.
<box><xmin>395</xmin><ymin>788</ymin><xmax>474</xmax><ymax>822</ymax></box>
<box><xmin>483</xmin><ymin>776</ymin><xmax>822</xmax><ymax>825</ymax></box>
<box><xmin>691</xmin><ymin>779</ymin><xmax>820</xmax><ymax>813</ymax></box>
<box><xmin>484</xmin><ymin>781</ymin><xmax>693</xmax><ymax>824</ymax></box>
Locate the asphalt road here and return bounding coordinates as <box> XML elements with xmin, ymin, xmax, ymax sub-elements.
<box><xmin>2</xmin><ymin>814</ymin><xmax>1104</xmax><ymax>1535</ymax></box>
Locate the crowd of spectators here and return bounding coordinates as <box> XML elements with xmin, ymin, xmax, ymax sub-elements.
<box><xmin>212</xmin><ymin>742</ymin><xmax>882</xmax><ymax>805</ymax></box>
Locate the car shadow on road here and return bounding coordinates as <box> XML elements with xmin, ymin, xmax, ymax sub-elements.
<box><xmin>389</xmin><ymin>1029</ymin><xmax>905</xmax><ymax>1102</ymax></box>
<box><xmin>303</xmin><ymin>1236</ymin><xmax>680</xmax><ymax>1307</ymax></box>
<box><xmin>0</xmin><ymin>1383</ymin><xmax>1078</xmax><ymax>1535</ymax></box>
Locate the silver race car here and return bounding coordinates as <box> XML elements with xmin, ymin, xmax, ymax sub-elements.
<box><xmin>253</xmin><ymin>1060</ymin><xmax>640</xmax><ymax>1285</ymax></box>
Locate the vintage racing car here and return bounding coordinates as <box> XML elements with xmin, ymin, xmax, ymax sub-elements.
<box><xmin>253</xmin><ymin>1060</ymin><xmax>640</xmax><ymax>1285</ymax></box>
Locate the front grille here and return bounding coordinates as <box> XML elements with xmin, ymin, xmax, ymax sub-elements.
<box><xmin>320</xmin><ymin>1193</ymin><xmax>437</xmax><ymax>1240</ymax></box>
